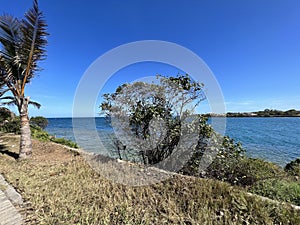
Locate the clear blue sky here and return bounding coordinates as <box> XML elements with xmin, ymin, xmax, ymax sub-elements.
<box><xmin>2</xmin><ymin>0</ymin><xmax>300</xmax><ymax>117</ymax></box>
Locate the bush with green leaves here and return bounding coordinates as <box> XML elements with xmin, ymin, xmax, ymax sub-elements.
<box><xmin>51</xmin><ymin>137</ymin><xmax>78</xmax><ymax>149</ymax></box>
<box><xmin>207</xmin><ymin>156</ymin><xmax>285</xmax><ymax>186</ymax></box>
<box><xmin>285</xmin><ymin>158</ymin><xmax>300</xmax><ymax>177</ymax></box>
<box><xmin>30</xmin><ymin>125</ymin><xmax>78</xmax><ymax>148</ymax></box>
<box><xmin>250</xmin><ymin>178</ymin><xmax>300</xmax><ymax>206</ymax></box>
<box><xmin>101</xmin><ymin>74</ymin><xmax>206</xmax><ymax>166</ymax></box>
<box><xmin>30</xmin><ymin>116</ymin><xmax>49</xmax><ymax>129</ymax></box>
<box><xmin>0</xmin><ymin>107</ymin><xmax>19</xmax><ymax>133</ymax></box>
<box><xmin>31</xmin><ymin>125</ymin><xmax>50</xmax><ymax>141</ymax></box>
<box><xmin>0</xmin><ymin>117</ymin><xmax>20</xmax><ymax>134</ymax></box>
<box><xmin>184</xmin><ymin>134</ymin><xmax>246</xmax><ymax>181</ymax></box>
<box><xmin>0</xmin><ymin>107</ymin><xmax>15</xmax><ymax>123</ymax></box>
<box><xmin>101</xmin><ymin>74</ymin><xmax>248</xmax><ymax>180</ymax></box>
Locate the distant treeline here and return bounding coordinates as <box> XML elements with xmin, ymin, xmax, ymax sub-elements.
<box><xmin>203</xmin><ymin>109</ymin><xmax>300</xmax><ymax>117</ymax></box>
<box><xmin>226</xmin><ymin>109</ymin><xmax>300</xmax><ymax>117</ymax></box>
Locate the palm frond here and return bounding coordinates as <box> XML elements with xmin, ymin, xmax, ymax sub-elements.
<box><xmin>0</xmin><ymin>0</ymin><xmax>48</xmax><ymax>104</ymax></box>
<box><xmin>0</xmin><ymin>15</ymin><xmax>21</xmax><ymax>58</ymax></box>
<box><xmin>0</xmin><ymin>100</ymin><xmax>15</xmax><ymax>107</ymax></box>
<box><xmin>0</xmin><ymin>15</ymin><xmax>23</xmax><ymax>95</ymax></box>
<box><xmin>0</xmin><ymin>77</ymin><xmax>7</xmax><ymax>92</ymax></box>
<box><xmin>0</xmin><ymin>95</ymin><xmax>41</xmax><ymax>109</ymax></box>
<box><xmin>0</xmin><ymin>96</ymin><xmax>14</xmax><ymax>101</ymax></box>
<box><xmin>28</xmin><ymin>100</ymin><xmax>41</xmax><ymax>109</ymax></box>
<box><xmin>0</xmin><ymin>95</ymin><xmax>14</xmax><ymax>106</ymax></box>
<box><xmin>20</xmin><ymin>0</ymin><xmax>48</xmax><ymax>94</ymax></box>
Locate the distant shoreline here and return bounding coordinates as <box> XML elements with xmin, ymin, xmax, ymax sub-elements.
<box><xmin>204</xmin><ymin>109</ymin><xmax>300</xmax><ymax>118</ymax></box>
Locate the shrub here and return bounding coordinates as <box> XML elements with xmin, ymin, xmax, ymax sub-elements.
<box><xmin>0</xmin><ymin>108</ymin><xmax>20</xmax><ymax>134</ymax></box>
<box><xmin>101</xmin><ymin>74</ymin><xmax>205</xmax><ymax>165</ymax></box>
<box><xmin>250</xmin><ymin>178</ymin><xmax>300</xmax><ymax>206</ymax></box>
<box><xmin>195</xmin><ymin>135</ymin><xmax>246</xmax><ymax>184</ymax></box>
<box><xmin>0</xmin><ymin>107</ymin><xmax>15</xmax><ymax>123</ymax></box>
<box><xmin>31</xmin><ymin>125</ymin><xmax>50</xmax><ymax>141</ymax></box>
<box><xmin>0</xmin><ymin>117</ymin><xmax>20</xmax><ymax>134</ymax></box>
<box><xmin>205</xmin><ymin>156</ymin><xmax>285</xmax><ymax>186</ymax></box>
<box><xmin>30</xmin><ymin>125</ymin><xmax>78</xmax><ymax>148</ymax></box>
<box><xmin>285</xmin><ymin>158</ymin><xmax>300</xmax><ymax>177</ymax></box>
<box><xmin>30</xmin><ymin>116</ymin><xmax>49</xmax><ymax>129</ymax></box>
<box><xmin>51</xmin><ymin>137</ymin><xmax>79</xmax><ymax>149</ymax></box>
<box><xmin>181</xmin><ymin>131</ymin><xmax>248</xmax><ymax>181</ymax></box>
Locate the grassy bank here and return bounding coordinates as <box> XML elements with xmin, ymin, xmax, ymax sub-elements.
<box><xmin>0</xmin><ymin>133</ymin><xmax>299</xmax><ymax>224</ymax></box>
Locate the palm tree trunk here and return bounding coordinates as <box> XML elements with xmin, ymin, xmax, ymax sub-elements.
<box><xmin>18</xmin><ymin>97</ymin><xmax>32</xmax><ymax>159</ymax></box>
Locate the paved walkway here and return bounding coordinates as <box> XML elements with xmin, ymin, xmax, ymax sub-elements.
<box><xmin>0</xmin><ymin>175</ymin><xmax>23</xmax><ymax>225</ymax></box>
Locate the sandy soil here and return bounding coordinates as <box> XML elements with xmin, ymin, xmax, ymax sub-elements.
<box><xmin>0</xmin><ymin>132</ymin><xmax>78</xmax><ymax>164</ymax></box>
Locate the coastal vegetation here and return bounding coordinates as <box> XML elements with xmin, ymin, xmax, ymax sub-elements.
<box><xmin>0</xmin><ymin>1</ymin><xmax>299</xmax><ymax>224</ymax></box>
<box><xmin>0</xmin><ymin>0</ymin><xmax>48</xmax><ymax>159</ymax></box>
<box><xmin>285</xmin><ymin>158</ymin><xmax>300</xmax><ymax>177</ymax></box>
<box><xmin>100</xmin><ymin>75</ymin><xmax>300</xmax><ymax>207</ymax></box>
<box><xmin>0</xmin><ymin>108</ymin><xmax>78</xmax><ymax>149</ymax></box>
<box><xmin>226</xmin><ymin>109</ymin><xmax>300</xmax><ymax>117</ymax></box>
<box><xmin>0</xmin><ymin>104</ymin><xmax>299</xmax><ymax>223</ymax></box>
<box><xmin>0</xmin><ymin>133</ymin><xmax>299</xmax><ymax>224</ymax></box>
<box><xmin>2</xmin><ymin>75</ymin><xmax>300</xmax><ymax>224</ymax></box>
<box><xmin>101</xmin><ymin>74</ymin><xmax>246</xmax><ymax>177</ymax></box>
<box><xmin>101</xmin><ymin>74</ymin><xmax>207</xmax><ymax>165</ymax></box>
<box><xmin>101</xmin><ymin>75</ymin><xmax>262</xmax><ymax>184</ymax></box>
<box><xmin>30</xmin><ymin>116</ymin><xmax>49</xmax><ymax>130</ymax></box>
<box><xmin>30</xmin><ymin>125</ymin><xmax>79</xmax><ymax>149</ymax></box>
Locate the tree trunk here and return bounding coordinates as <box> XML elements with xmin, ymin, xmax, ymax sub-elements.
<box><xmin>18</xmin><ymin>97</ymin><xmax>32</xmax><ymax>159</ymax></box>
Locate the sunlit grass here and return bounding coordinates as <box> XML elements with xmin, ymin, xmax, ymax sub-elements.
<box><xmin>0</xmin><ymin>133</ymin><xmax>299</xmax><ymax>224</ymax></box>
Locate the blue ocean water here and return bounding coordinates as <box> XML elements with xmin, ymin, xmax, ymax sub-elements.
<box><xmin>45</xmin><ymin>117</ymin><xmax>300</xmax><ymax>167</ymax></box>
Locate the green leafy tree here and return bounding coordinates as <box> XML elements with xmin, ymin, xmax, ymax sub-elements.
<box><xmin>101</xmin><ymin>74</ymin><xmax>208</xmax><ymax>167</ymax></box>
<box><xmin>101</xmin><ymin>74</ymin><xmax>246</xmax><ymax>178</ymax></box>
<box><xmin>0</xmin><ymin>107</ymin><xmax>14</xmax><ymax>123</ymax></box>
<box><xmin>30</xmin><ymin>116</ymin><xmax>48</xmax><ymax>129</ymax></box>
<box><xmin>0</xmin><ymin>0</ymin><xmax>48</xmax><ymax>159</ymax></box>
<box><xmin>285</xmin><ymin>158</ymin><xmax>300</xmax><ymax>176</ymax></box>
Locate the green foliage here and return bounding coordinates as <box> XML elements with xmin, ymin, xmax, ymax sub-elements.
<box><xmin>0</xmin><ymin>109</ymin><xmax>20</xmax><ymax>134</ymax></box>
<box><xmin>285</xmin><ymin>158</ymin><xmax>300</xmax><ymax>176</ymax></box>
<box><xmin>1</xmin><ymin>0</ymin><xmax>49</xmax><ymax>157</ymax></box>
<box><xmin>214</xmin><ymin>157</ymin><xmax>284</xmax><ymax>186</ymax></box>
<box><xmin>197</xmin><ymin>136</ymin><xmax>245</xmax><ymax>182</ymax></box>
<box><xmin>0</xmin><ymin>0</ymin><xmax>48</xmax><ymax>96</ymax></box>
<box><xmin>30</xmin><ymin>116</ymin><xmax>48</xmax><ymax>129</ymax></box>
<box><xmin>31</xmin><ymin>125</ymin><xmax>50</xmax><ymax>141</ymax></box>
<box><xmin>0</xmin><ymin>107</ymin><xmax>19</xmax><ymax>134</ymax></box>
<box><xmin>30</xmin><ymin>125</ymin><xmax>78</xmax><ymax>148</ymax></box>
<box><xmin>1</xmin><ymin>111</ymin><xmax>78</xmax><ymax>149</ymax></box>
<box><xmin>226</xmin><ymin>108</ymin><xmax>300</xmax><ymax>117</ymax></box>
<box><xmin>249</xmin><ymin>159</ymin><xmax>300</xmax><ymax>206</ymax></box>
<box><xmin>250</xmin><ymin>178</ymin><xmax>300</xmax><ymax>206</ymax></box>
<box><xmin>180</xmin><ymin>116</ymin><xmax>214</xmax><ymax>174</ymax></box>
<box><xmin>101</xmin><ymin>74</ymin><xmax>206</xmax><ymax>165</ymax></box>
<box><xmin>101</xmin><ymin>74</ymin><xmax>249</xmax><ymax>181</ymax></box>
<box><xmin>100</xmin><ymin>74</ymin><xmax>300</xmax><ymax>209</ymax></box>
<box><xmin>0</xmin><ymin>118</ymin><xmax>20</xmax><ymax>134</ymax></box>
<box><xmin>207</xmin><ymin>156</ymin><xmax>300</xmax><ymax>206</ymax></box>
<box><xmin>0</xmin><ymin>107</ymin><xmax>14</xmax><ymax>123</ymax></box>
<box><xmin>51</xmin><ymin>137</ymin><xmax>78</xmax><ymax>149</ymax></box>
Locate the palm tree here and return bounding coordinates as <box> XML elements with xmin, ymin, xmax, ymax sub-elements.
<box><xmin>0</xmin><ymin>0</ymin><xmax>48</xmax><ymax>159</ymax></box>
<box><xmin>0</xmin><ymin>74</ymin><xmax>6</xmax><ymax>99</ymax></box>
<box><xmin>1</xmin><ymin>94</ymin><xmax>41</xmax><ymax>109</ymax></box>
<box><xmin>0</xmin><ymin>84</ymin><xmax>7</xmax><ymax>100</ymax></box>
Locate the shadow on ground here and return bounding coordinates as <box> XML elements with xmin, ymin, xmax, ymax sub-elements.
<box><xmin>0</xmin><ymin>144</ymin><xmax>19</xmax><ymax>160</ymax></box>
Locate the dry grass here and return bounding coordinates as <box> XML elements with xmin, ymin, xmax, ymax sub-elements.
<box><xmin>0</xmin><ymin>132</ymin><xmax>299</xmax><ymax>224</ymax></box>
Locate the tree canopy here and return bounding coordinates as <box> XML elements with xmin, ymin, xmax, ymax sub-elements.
<box><xmin>101</xmin><ymin>74</ymin><xmax>206</xmax><ymax>164</ymax></box>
